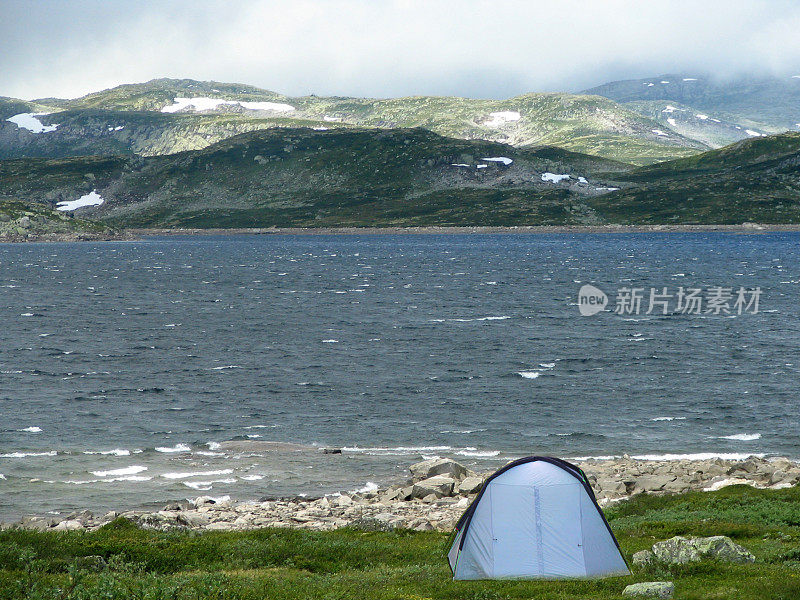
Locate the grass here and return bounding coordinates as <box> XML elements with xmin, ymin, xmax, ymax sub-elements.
<box><xmin>2</xmin><ymin>485</ymin><xmax>800</xmax><ymax>599</ymax></box>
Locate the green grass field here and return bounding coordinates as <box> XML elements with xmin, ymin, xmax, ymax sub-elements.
<box><xmin>2</xmin><ymin>485</ymin><xmax>800</xmax><ymax>599</ymax></box>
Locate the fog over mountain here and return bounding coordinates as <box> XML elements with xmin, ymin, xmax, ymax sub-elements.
<box><xmin>2</xmin><ymin>0</ymin><xmax>800</xmax><ymax>100</ymax></box>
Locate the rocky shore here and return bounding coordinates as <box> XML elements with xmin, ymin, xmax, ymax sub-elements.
<box><xmin>8</xmin><ymin>454</ymin><xmax>799</xmax><ymax>534</ymax></box>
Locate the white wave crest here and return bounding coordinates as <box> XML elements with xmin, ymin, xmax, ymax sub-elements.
<box><xmin>92</xmin><ymin>465</ymin><xmax>147</xmax><ymax>477</ymax></box>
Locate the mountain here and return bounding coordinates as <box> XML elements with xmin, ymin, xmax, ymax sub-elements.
<box><xmin>0</xmin><ymin>78</ymin><xmax>707</xmax><ymax>165</ymax></box>
<box><xmin>3</xmin><ymin>126</ymin><xmax>798</xmax><ymax>228</ymax></box>
<box><xmin>583</xmin><ymin>74</ymin><xmax>800</xmax><ymax>146</ymax></box>
<box><xmin>584</xmin><ymin>132</ymin><xmax>800</xmax><ymax>224</ymax></box>
<box><xmin>0</xmin><ymin>127</ymin><xmax>631</xmax><ymax>228</ymax></box>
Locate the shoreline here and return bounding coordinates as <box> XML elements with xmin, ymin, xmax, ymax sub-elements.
<box><xmin>131</xmin><ymin>223</ymin><xmax>800</xmax><ymax>237</ymax></box>
<box><xmin>7</xmin><ymin>454</ymin><xmax>798</xmax><ymax>534</ymax></box>
<box><xmin>2</xmin><ymin>223</ymin><xmax>799</xmax><ymax>243</ymax></box>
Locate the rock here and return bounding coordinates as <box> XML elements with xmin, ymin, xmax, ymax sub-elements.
<box><xmin>693</xmin><ymin>536</ymin><xmax>755</xmax><ymax>563</ymax></box>
<box><xmin>456</xmin><ymin>476</ymin><xmax>484</xmax><ymax>495</ymax></box>
<box><xmin>412</xmin><ymin>475</ymin><xmax>456</xmax><ymax>499</ymax></box>
<box><xmin>634</xmin><ymin>475</ymin><xmax>675</xmax><ymax>493</ymax></box>
<box><xmin>409</xmin><ymin>458</ymin><xmax>467</xmax><ymax>481</ymax></box>
<box><xmin>632</xmin><ymin>550</ymin><xmax>654</xmax><ymax>566</ymax></box>
<box><xmin>54</xmin><ymin>519</ymin><xmax>84</xmax><ymax>531</ymax></box>
<box><xmin>596</xmin><ymin>478</ymin><xmax>626</xmax><ymax>495</ymax></box>
<box><xmin>651</xmin><ymin>536</ymin><xmax>701</xmax><ymax>564</ymax></box>
<box><xmin>651</xmin><ymin>536</ymin><xmax>755</xmax><ymax>565</ymax></box>
<box><xmin>622</xmin><ymin>581</ymin><xmax>674</xmax><ymax>598</ymax></box>
<box><xmin>321</xmin><ymin>448</ymin><xmax>342</xmax><ymax>454</ymax></box>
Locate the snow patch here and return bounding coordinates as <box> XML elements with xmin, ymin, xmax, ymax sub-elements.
<box><xmin>577</xmin><ymin>176</ymin><xmax>588</xmax><ymax>184</ymax></box>
<box><xmin>651</xmin><ymin>129</ymin><xmax>668</xmax><ymax>136</ymax></box>
<box><xmin>696</xmin><ymin>114</ymin><xmax>709</xmax><ymax>120</ymax></box>
<box><xmin>541</xmin><ymin>172</ymin><xmax>570</xmax><ymax>183</ymax></box>
<box><xmin>483</xmin><ymin>111</ymin><xmax>520</xmax><ymax>127</ymax></box>
<box><xmin>745</xmin><ymin>130</ymin><xmax>764</xmax><ymax>137</ymax></box>
<box><xmin>481</xmin><ymin>156</ymin><xmax>513</xmax><ymax>165</ymax></box>
<box><xmin>595</xmin><ymin>186</ymin><xmax>620</xmax><ymax>192</ymax></box>
<box><xmin>323</xmin><ymin>115</ymin><xmax>342</xmax><ymax>122</ymax></box>
<box><xmin>682</xmin><ymin>78</ymin><xmax>698</xmax><ymax>81</ymax></box>
<box><xmin>6</xmin><ymin>113</ymin><xmax>59</xmax><ymax>133</ymax></box>
<box><xmin>161</xmin><ymin>97</ymin><xmax>295</xmax><ymax>113</ymax></box>
<box><xmin>667</xmin><ymin>117</ymin><xmax>678</xmax><ymax>127</ymax></box>
<box><xmin>660</xmin><ymin>80</ymin><xmax>670</xmax><ymax>84</ymax></box>
<box><xmin>56</xmin><ymin>190</ymin><xmax>104</xmax><ymax>211</ymax></box>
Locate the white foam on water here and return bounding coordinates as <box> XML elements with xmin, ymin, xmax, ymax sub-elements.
<box><xmin>0</xmin><ymin>451</ymin><xmax>57</xmax><ymax>458</ymax></box>
<box><xmin>572</xmin><ymin>452</ymin><xmax>765</xmax><ymax>461</ymax></box>
<box><xmin>720</xmin><ymin>433</ymin><xmax>761</xmax><ymax>441</ymax></box>
<box><xmin>57</xmin><ymin>190</ymin><xmax>104</xmax><ymax>211</ymax></box>
<box><xmin>207</xmin><ymin>365</ymin><xmax>240</xmax><ymax>370</ymax></box>
<box><xmin>517</xmin><ymin>371</ymin><xmax>540</xmax><ymax>379</ymax></box>
<box><xmin>19</xmin><ymin>426</ymin><xmax>42</xmax><ymax>433</ymax></box>
<box><xmin>206</xmin><ymin>441</ymin><xmax>222</xmax><ymax>450</ymax></box>
<box><xmin>155</xmin><ymin>443</ymin><xmax>191</xmax><ymax>453</ymax></box>
<box><xmin>182</xmin><ymin>478</ymin><xmax>236</xmax><ymax>490</ymax></box>
<box><xmin>633</xmin><ymin>452</ymin><xmax>765</xmax><ymax>461</ymax></box>
<box><xmin>651</xmin><ymin>416</ymin><xmax>686</xmax><ymax>422</ymax></box>
<box><xmin>63</xmin><ymin>475</ymin><xmax>152</xmax><ymax>484</ymax></box>
<box><xmin>321</xmin><ymin>339</ymin><xmax>339</xmax><ymax>343</ymax></box>
<box><xmin>83</xmin><ymin>448</ymin><xmax>131</xmax><ymax>456</ymax></box>
<box><xmin>456</xmin><ymin>449</ymin><xmax>500</xmax><ymax>457</ymax></box>
<box><xmin>341</xmin><ymin>445</ymin><xmax>452</xmax><ymax>456</ymax></box>
<box><xmin>539</xmin><ymin>362</ymin><xmax>556</xmax><ymax>368</ymax></box>
<box><xmin>92</xmin><ymin>465</ymin><xmax>147</xmax><ymax>477</ymax></box>
<box><xmin>161</xmin><ymin>97</ymin><xmax>295</xmax><ymax>113</ymax></box>
<box><xmin>481</xmin><ymin>156</ymin><xmax>513</xmax><ymax>165</ymax></box>
<box><xmin>6</xmin><ymin>113</ymin><xmax>59</xmax><ymax>133</ymax></box>
<box><xmin>161</xmin><ymin>469</ymin><xmax>233</xmax><ymax>480</ymax></box>
<box><xmin>241</xmin><ymin>474</ymin><xmax>264</xmax><ymax>481</ymax></box>
<box><xmin>352</xmin><ymin>481</ymin><xmax>379</xmax><ymax>494</ymax></box>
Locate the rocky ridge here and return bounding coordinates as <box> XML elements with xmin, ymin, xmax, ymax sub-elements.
<box><xmin>7</xmin><ymin>455</ymin><xmax>799</xmax><ymax>534</ymax></box>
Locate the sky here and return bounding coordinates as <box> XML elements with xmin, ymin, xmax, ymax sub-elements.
<box><xmin>2</xmin><ymin>0</ymin><xmax>800</xmax><ymax>100</ymax></box>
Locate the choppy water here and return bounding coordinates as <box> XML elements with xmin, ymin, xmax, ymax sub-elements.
<box><xmin>0</xmin><ymin>232</ymin><xmax>798</xmax><ymax>520</ymax></box>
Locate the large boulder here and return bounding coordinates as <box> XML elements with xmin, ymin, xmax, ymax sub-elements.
<box><xmin>622</xmin><ymin>582</ymin><xmax>674</xmax><ymax>598</ymax></box>
<box><xmin>411</xmin><ymin>475</ymin><xmax>456</xmax><ymax>499</ymax></box>
<box><xmin>651</xmin><ymin>536</ymin><xmax>754</xmax><ymax>565</ymax></box>
<box><xmin>456</xmin><ymin>476</ymin><xmax>484</xmax><ymax>495</ymax></box>
<box><xmin>409</xmin><ymin>458</ymin><xmax>467</xmax><ymax>481</ymax></box>
<box><xmin>692</xmin><ymin>536</ymin><xmax>755</xmax><ymax>563</ymax></box>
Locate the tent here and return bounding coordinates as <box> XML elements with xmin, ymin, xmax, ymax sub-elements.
<box><xmin>448</xmin><ymin>456</ymin><xmax>629</xmax><ymax>580</ymax></box>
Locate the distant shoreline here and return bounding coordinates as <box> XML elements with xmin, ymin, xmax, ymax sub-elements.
<box><xmin>3</xmin><ymin>224</ymin><xmax>800</xmax><ymax>244</ymax></box>
<box><xmin>130</xmin><ymin>223</ymin><xmax>800</xmax><ymax>237</ymax></box>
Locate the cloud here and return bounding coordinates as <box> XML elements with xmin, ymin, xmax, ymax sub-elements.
<box><xmin>2</xmin><ymin>0</ymin><xmax>800</xmax><ymax>100</ymax></box>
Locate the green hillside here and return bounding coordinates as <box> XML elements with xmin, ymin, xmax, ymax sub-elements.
<box><xmin>0</xmin><ymin>127</ymin><xmax>630</xmax><ymax>228</ymax></box>
<box><xmin>584</xmin><ymin>132</ymin><xmax>800</xmax><ymax>223</ymax></box>
<box><xmin>0</xmin><ymin>78</ymin><xmax>707</xmax><ymax>165</ymax></box>
<box><xmin>2</xmin><ymin>126</ymin><xmax>798</xmax><ymax>228</ymax></box>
